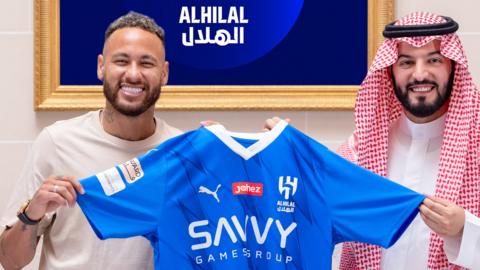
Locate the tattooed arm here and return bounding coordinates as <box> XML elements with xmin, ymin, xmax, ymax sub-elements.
<box><xmin>0</xmin><ymin>223</ymin><xmax>40</xmax><ymax>270</ymax></box>
<box><xmin>0</xmin><ymin>176</ymin><xmax>83</xmax><ymax>269</ymax></box>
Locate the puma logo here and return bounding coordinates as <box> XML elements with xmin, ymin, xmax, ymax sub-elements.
<box><xmin>199</xmin><ymin>184</ymin><xmax>222</xmax><ymax>203</ymax></box>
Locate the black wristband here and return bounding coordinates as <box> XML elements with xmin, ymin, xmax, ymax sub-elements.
<box><xmin>17</xmin><ymin>200</ymin><xmax>42</xmax><ymax>225</ymax></box>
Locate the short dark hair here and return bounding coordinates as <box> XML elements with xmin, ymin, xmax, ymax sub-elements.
<box><xmin>104</xmin><ymin>11</ymin><xmax>165</xmax><ymax>45</ymax></box>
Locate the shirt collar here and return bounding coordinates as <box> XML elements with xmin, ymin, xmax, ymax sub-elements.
<box><xmin>397</xmin><ymin>113</ymin><xmax>446</xmax><ymax>139</ymax></box>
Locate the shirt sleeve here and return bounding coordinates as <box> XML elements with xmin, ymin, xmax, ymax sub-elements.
<box><xmin>312</xmin><ymin>141</ymin><xmax>425</xmax><ymax>248</ymax></box>
<box><xmin>0</xmin><ymin>129</ymin><xmax>57</xmax><ymax>233</ymax></box>
<box><xmin>443</xmin><ymin>210</ymin><xmax>480</xmax><ymax>269</ymax></box>
<box><xmin>76</xmin><ymin>145</ymin><xmax>170</xmax><ymax>240</ymax></box>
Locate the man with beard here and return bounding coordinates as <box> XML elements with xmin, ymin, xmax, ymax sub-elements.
<box><xmin>338</xmin><ymin>12</ymin><xmax>480</xmax><ymax>269</ymax></box>
<box><xmin>263</xmin><ymin>11</ymin><xmax>480</xmax><ymax>270</ymax></box>
<box><xmin>0</xmin><ymin>12</ymin><xmax>181</xmax><ymax>269</ymax></box>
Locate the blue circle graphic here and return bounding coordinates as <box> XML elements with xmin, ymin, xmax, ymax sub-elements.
<box><xmin>124</xmin><ymin>0</ymin><xmax>304</xmax><ymax>70</ymax></box>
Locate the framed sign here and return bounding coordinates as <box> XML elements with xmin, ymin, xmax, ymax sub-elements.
<box><xmin>34</xmin><ymin>0</ymin><xmax>393</xmax><ymax>111</ymax></box>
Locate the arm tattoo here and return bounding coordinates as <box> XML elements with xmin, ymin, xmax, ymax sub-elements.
<box><xmin>30</xmin><ymin>229</ymin><xmax>38</xmax><ymax>250</ymax></box>
<box><xmin>0</xmin><ymin>233</ymin><xmax>6</xmax><ymax>257</ymax></box>
<box><xmin>0</xmin><ymin>225</ymin><xmax>38</xmax><ymax>268</ymax></box>
<box><xmin>20</xmin><ymin>224</ymin><xmax>38</xmax><ymax>250</ymax></box>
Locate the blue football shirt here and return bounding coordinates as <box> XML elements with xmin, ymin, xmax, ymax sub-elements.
<box><xmin>77</xmin><ymin>121</ymin><xmax>425</xmax><ymax>269</ymax></box>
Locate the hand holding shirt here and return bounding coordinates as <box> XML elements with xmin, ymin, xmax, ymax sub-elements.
<box><xmin>77</xmin><ymin>121</ymin><xmax>425</xmax><ymax>270</ymax></box>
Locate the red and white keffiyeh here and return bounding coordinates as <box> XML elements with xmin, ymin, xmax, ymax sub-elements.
<box><xmin>338</xmin><ymin>12</ymin><xmax>480</xmax><ymax>270</ymax></box>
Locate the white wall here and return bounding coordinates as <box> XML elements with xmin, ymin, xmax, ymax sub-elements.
<box><xmin>0</xmin><ymin>1</ymin><xmax>479</xmax><ymax>269</ymax></box>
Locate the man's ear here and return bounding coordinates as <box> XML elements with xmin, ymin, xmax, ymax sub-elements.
<box><xmin>97</xmin><ymin>54</ymin><xmax>105</xmax><ymax>81</ymax></box>
<box><xmin>161</xmin><ymin>61</ymin><xmax>169</xmax><ymax>85</ymax></box>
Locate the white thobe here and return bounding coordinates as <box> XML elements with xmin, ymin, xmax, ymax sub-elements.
<box><xmin>380</xmin><ymin>113</ymin><xmax>480</xmax><ymax>270</ymax></box>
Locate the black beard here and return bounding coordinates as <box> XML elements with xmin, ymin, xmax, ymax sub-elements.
<box><xmin>392</xmin><ymin>70</ymin><xmax>454</xmax><ymax>118</ymax></box>
<box><xmin>103</xmin><ymin>80</ymin><xmax>161</xmax><ymax>117</ymax></box>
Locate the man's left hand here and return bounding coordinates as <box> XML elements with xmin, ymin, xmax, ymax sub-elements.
<box><xmin>420</xmin><ymin>196</ymin><xmax>465</xmax><ymax>237</ymax></box>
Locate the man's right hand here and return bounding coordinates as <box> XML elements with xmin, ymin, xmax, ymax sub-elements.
<box><xmin>263</xmin><ymin>117</ymin><xmax>291</xmax><ymax>131</ymax></box>
<box><xmin>0</xmin><ymin>176</ymin><xmax>84</xmax><ymax>269</ymax></box>
<box><xmin>26</xmin><ymin>176</ymin><xmax>84</xmax><ymax>221</ymax></box>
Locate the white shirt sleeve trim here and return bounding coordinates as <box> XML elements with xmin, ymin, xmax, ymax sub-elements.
<box><xmin>443</xmin><ymin>210</ymin><xmax>480</xmax><ymax>269</ymax></box>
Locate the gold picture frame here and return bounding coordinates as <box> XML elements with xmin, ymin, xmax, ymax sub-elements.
<box><xmin>34</xmin><ymin>0</ymin><xmax>394</xmax><ymax>111</ymax></box>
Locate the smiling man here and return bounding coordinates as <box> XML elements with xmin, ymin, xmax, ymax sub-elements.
<box><xmin>0</xmin><ymin>12</ymin><xmax>181</xmax><ymax>270</ymax></box>
<box><xmin>391</xmin><ymin>40</ymin><xmax>453</xmax><ymax>123</ymax></box>
<box><xmin>338</xmin><ymin>12</ymin><xmax>480</xmax><ymax>269</ymax></box>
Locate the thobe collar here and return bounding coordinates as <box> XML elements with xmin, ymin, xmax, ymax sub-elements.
<box><xmin>397</xmin><ymin>113</ymin><xmax>446</xmax><ymax>140</ymax></box>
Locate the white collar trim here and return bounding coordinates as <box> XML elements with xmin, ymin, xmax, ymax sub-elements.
<box><xmin>205</xmin><ymin>120</ymin><xmax>288</xmax><ymax>160</ymax></box>
<box><xmin>398</xmin><ymin>113</ymin><xmax>446</xmax><ymax>139</ymax></box>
